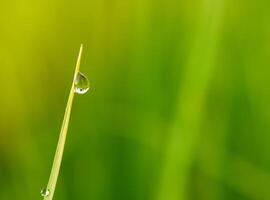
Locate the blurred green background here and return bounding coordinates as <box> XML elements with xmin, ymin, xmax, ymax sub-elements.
<box><xmin>0</xmin><ymin>0</ymin><xmax>270</xmax><ymax>199</ymax></box>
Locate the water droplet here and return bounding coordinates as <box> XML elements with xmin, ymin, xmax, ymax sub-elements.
<box><xmin>40</xmin><ymin>188</ymin><xmax>50</xmax><ymax>197</ymax></box>
<box><xmin>74</xmin><ymin>72</ymin><xmax>89</xmax><ymax>94</ymax></box>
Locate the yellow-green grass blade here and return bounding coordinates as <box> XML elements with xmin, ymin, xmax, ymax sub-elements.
<box><xmin>43</xmin><ymin>44</ymin><xmax>83</xmax><ymax>200</ymax></box>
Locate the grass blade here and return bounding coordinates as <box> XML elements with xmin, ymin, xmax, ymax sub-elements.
<box><xmin>43</xmin><ymin>44</ymin><xmax>83</xmax><ymax>200</ymax></box>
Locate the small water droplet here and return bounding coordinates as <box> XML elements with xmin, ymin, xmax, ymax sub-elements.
<box><xmin>74</xmin><ymin>72</ymin><xmax>89</xmax><ymax>94</ymax></box>
<box><xmin>40</xmin><ymin>188</ymin><xmax>50</xmax><ymax>197</ymax></box>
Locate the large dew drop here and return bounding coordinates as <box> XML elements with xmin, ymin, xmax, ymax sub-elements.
<box><xmin>40</xmin><ymin>188</ymin><xmax>50</xmax><ymax>197</ymax></box>
<box><xmin>74</xmin><ymin>72</ymin><xmax>89</xmax><ymax>94</ymax></box>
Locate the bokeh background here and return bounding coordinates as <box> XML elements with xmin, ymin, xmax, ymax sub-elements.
<box><xmin>0</xmin><ymin>0</ymin><xmax>270</xmax><ymax>199</ymax></box>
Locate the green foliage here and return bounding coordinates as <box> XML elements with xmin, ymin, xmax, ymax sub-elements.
<box><xmin>0</xmin><ymin>0</ymin><xmax>269</xmax><ymax>200</ymax></box>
